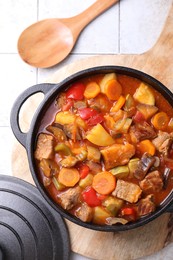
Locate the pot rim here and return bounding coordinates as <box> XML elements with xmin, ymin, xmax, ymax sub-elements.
<box><xmin>24</xmin><ymin>65</ymin><xmax>173</xmax><ymax>231</ymax></box>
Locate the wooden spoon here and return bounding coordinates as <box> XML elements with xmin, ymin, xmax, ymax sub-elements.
<box><xmin>17</xmin><ymin>0</ymin><xmax>119</xmax><ymax>68</ymax></box>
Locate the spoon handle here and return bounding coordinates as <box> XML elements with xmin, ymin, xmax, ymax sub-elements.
<box><xmin>67</xmin><ymin>0</ymin><xmax>119</xmax><ymax>37</ymax></box>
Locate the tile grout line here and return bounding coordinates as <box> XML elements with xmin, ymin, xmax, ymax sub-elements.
<box><xmin>118</xmin><ymin>0</ymin><xmax>121</xmax><ymax>54</ymax></box>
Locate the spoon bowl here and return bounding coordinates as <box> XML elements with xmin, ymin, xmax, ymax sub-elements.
<box><xmin>17</xmin><ymin>0</ymin><xmax>118</xmax><ymax>68</ymax></box>
<box><xmin>18</xmin><ymin>19</ymin><xmax>74</xmax><ymax>68</ymax></box>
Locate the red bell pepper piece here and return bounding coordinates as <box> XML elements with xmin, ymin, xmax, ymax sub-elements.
<box><xmin>78</xmin><ymin>164</ymin><xmax>90</xmax><ymax>179</ymax></box>
<box><xmin>78</xmin><ymin>107</ymin><xmax>104</xmax><ymax>125</ymax></box>
<box><xmin>121</xmin><ymin>207</ymin><xmax>135</xmax><ymax>216</ymax></box>
<box><xmin>121</xmin><ymin>207</ymin><xmax>136</xmax><ymax>221</ymax></box>
<box><xmin>86</xmin><ymin>113</ymin><xmax>104</xmax><ymax>126</ymax></box>
<box><xmin>78</xmin><ymin>108</ymin><xmax>98</xmax><ymax>120</ymax></box>
<box><xmin>62</xmin><ymin>98</ymin><xmax>74</xmax><ymax>111</ymax></box>
<box><xmin>133</xmin><ymin>111</ymin><xmax>145</xmax><ymax>123</ymax></box>
<box><xmin>66</xmin><ymin>82</ymin><xmax>86</xmax><ymax>100</ymax></box>
<box><xmin>82</xmin><ymin>187</ymin><xmax>101</xmax><ymax>207</ymax></box>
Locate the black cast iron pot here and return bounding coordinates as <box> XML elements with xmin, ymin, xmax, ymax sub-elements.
<box><xmin>10</xmin><ymin>66</ymin><xmax>173</xmax><ymax>232</ymax></box>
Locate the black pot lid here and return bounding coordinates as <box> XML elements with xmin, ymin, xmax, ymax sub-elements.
<box><xmin>0</xmin><ymin>175</ymin><xmax>70</xmax><ymax>260</ymax></box>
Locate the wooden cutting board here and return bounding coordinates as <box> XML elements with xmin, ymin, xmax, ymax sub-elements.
<box><xmin>12</xmin><ymin>3</ymin><xmax>173</xmax><ymax>260</ymax></box>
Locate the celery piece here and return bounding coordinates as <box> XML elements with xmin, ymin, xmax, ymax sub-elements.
<box><xmin>52</xmin><ymin>177</ymin><xmax>65</xmax><ymax>191</ymax></box>
<box><xmin>79</xmin><ymin>174</ymin><xmax>93</xmax><ymax>189</ymax></box>
<box><xmin>110</xmin><ymin>166</ymin><xmax>129</xmax><ymax>179</ymax></box>
<box><xmin>87</xmin><ymin>146</ymin><xmax>101</xmax><ymax>163</ymax></box>
<box><xmin>60</xmin><ymin>156</ymin><xmax>78</xmax><ymax>168</ymax></box>
<box><xmin>76</xmin><ymin>149</ymin><xmax>87</xmax><ymax>161</ymax></box>
<box><xmin>124</xmin><ymin>94</ymin><xmax>135</xmax><ymax>111</ymax></box>
<box><xmin>54</xmin><ymin>143</ymin><xmax>72</xmax><ymax>155</ymax></box>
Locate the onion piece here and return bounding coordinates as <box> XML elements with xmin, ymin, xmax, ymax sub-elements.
<box><xmin>106</xmin><ymin>217</ymin><xmax>128</xmax><ymax>225</ymax></box>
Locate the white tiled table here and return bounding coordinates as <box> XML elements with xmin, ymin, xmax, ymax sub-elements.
<box><xmin>0</xmin><ymin>0</ymin><xmax>173</xmax><ymax>259</ymax></box>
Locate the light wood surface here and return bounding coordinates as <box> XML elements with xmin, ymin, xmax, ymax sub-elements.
<box><xmin>12</xmin><ymin>3</ymin><xmax>173</xmax><ymax>259</ymax></box>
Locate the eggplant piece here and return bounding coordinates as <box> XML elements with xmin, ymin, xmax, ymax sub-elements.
<box><xmin>163</xmin><ymin>167</ymin><xmax>171</xmax><ymax>189</ymax></box>
<box><xmin>39</xmin><ymin>158</ymin><xmax>59</xmax><ymax>177</ymax></box>
<box><xmin>134</xmin><ymin>153</ymin><xmax>156</xmax><ymax>180</ymax></box>
<box><xmin>46</xmin><ymin>125</ymin><xmax>67</xmax><ymax>142</ymax></box>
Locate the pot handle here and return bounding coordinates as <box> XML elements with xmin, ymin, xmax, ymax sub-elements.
<box><xmin>10</xmin><ymin>83</ymin><xmax>56</xmax><ymax>147</ymax></box>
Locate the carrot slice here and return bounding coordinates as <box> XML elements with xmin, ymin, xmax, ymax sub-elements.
<box><xmin>104</xmin><ymin>79</ymin><xmax>122</xmax><ymax>100</ymax></box>
<box><xmin>151</xmin><ymin>112</ymin><xmax>169</xmax><ymax>130</ymax></box>
<box><xmin>137</xmin><ymin>139</ymin><xmax>156</xmax><ymax>156</ymax></box>
<box><xmin>111</xmin><ymin>95</ymin><xmax>126</xmax><ymax>112</ymax></box>
<box><xmin>92</xmin><ymin>171</ymin><xmax>116</xmax><ymax>195</ymax></box>
<box><xmin>84</xmin><ymin>81</ymin><xmax>100</xmax><ymax>99</ymax></box>
<box><xmin>58</xmin><ymin>167</ymin><xmax>80</xmax><ymax>187</ymax></box>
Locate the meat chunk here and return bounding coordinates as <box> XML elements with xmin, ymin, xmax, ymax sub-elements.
<box><xmin>76</xmin><ymin>203</ymin><xmax>93</xmax><ymax>222</ymax></box>
<box><xmin>129</xmin><ymin>122</ymin><xmax>156</xmax><ymax>143</ymax></box>
<box><xmin>134</xmin><ymin>153</ymin><xmax>156</xmax><ymax>180</ymax></box>
<box><xmin>34</xmin><ymin>133</ymin><xmax>54</xmax><ymax>161</ymax></box>
<box><xmin>139</xmin><ymin>170</ymin><xmax>163</xmax><ymax>192</ymax></box>
<box><xmin>152</xmin><ymin>131</ymin><xmax>173</xmax><ymax>156</ymax></box>
<box><xmin>101</xmin><ymin>143</ymin><xmax>135</xmax><ymax>170</ymax></box>
<box><xmin>137</xmin><ymin>195</ymin><xmax>156</xmax><ymax>216</ymax></box>
<box><xmin>56</xmin><ymin>93</ymin><xmax>66</xmax><ymax>110</ymax></box>
<box><xmin>112</xmin><ymin>180</ymin><xmax>142</xmax><ymax>203</ymax></box>
<box><xmin>58</xmin><ymin>186</ymin><xmax>81</xmax><ymax>210</ymax></box>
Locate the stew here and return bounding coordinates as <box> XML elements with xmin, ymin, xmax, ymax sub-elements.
<box><xmin>34</xmin><ymin>73</ymin><xmax>173</xmax><ymax>225</ymax></box>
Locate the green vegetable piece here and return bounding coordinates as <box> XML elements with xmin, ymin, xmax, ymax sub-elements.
<box><xmin>87</xmin><ymin>146</ymin><xmax>101</xmax><ymax>163</ymax></box>
<box><xmin>110</xmin><ymin>166</ymin><xmax>129</xmax><ymax>179</ymax></box>
<box><xmin>54</xmin><ymin>143</ymin><xmax>72</xmax><ymax>155</ymax></box>
<box><xmin>114</xmin><ymin>118</ymin><xmax>132</xmax><ymax>134</ymax></box>
<box><xmin>60</xmin><ymin>156</ymin><xmax>78</xmax><ymax>168</ymax></box>
<box><xmin>124</xmin><ymin>94</ymin><xmax>135</xmax><ymax>111</ymax></box>
<box><xmin>128</xmin><ymin>158</ymin><xmax>140</xmax><ymax>177</ymax></box>
<box><xmin>76</xmin><ymin>149</ymin><xmax>87</xmax><ymax>161</ymax></box>
<box><xmin>52</xmin><ymin>177</ymin><xmax>65</xmax><ymax>191</ymax></box>
<box><xmin>103</xmin><ymin>196</ymin><xmax>124</xmax><ymax>216</ymax></box>
<box><xmin>79</xmin><ymin>174</ymin><xmax>93</xmax><ymax>188</ymax></box>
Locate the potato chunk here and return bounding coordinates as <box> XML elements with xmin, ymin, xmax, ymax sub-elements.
<box><xmin>133</xmin><ymin>83</ymin><xmax>155</xmax><ymax>105</ymax></box>
<box><xmin>86</xmin><ymin>124</ymin><xmax>115</xmax><ymax>146</ymax></box>
<box><xmin>101</xmin><ymin>143</ymin><xmax>135</xmax><ymax>170</ymax></box>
